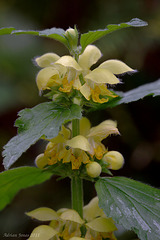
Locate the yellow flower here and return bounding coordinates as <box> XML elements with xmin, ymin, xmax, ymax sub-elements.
<box><xmin>35</xmin><ymin>53</ymin><xmax>82</xmax><ymax>93</ymax></box>
<box><xmin>35</xmin><ymin>117</ymin><xmax>119</xmax><ymax>170</ymax></box>
<box><xmin>26</xmin><ymin>196</ymin><xmax>117</xmax><ymax>240</ymax></box>
<box><xmin>35</xmin><ymin>124</ymin><xmax>90</xmax><ymax>170</ymax></box>
<box><xmin>35</xmin><ymin>45</ymin><xmax>135</xmax><ymax>103</ymax></box>
<box><xmin>78</xmin><ymin>45</ymin><xmax>135</xmax><ymax>103</ymax></box>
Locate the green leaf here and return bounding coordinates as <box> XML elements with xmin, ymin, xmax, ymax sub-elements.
<box><xmin>0</xmin><ymin>27</ymin><xmax>15</xmax><ymax>35</ymax></box>
<box><xmin>80</xmin><ymin>18</ymin><xmax>148</xmax><ymax>51</ymax></box>
<box><xmin>95</xmin><ymin>177</ymin><xmax>160</xmax><ymax>240</ymax></box>
<box><xmin>0</xmin><ymin>167</ymin><xmax>53</xmax><ymax>211</ymax></box>
<box><xmin>2</xmin><ymin>102</ymin><xmax>82</xmax><ymax>169</ymax></box>
<box><xmin>0</xmin><ymin>27</ymin><xmax>68</xmax><ymax>47</ymax></box>
<box><xmin>117</xmin><ymin>78</ymin><xmax>160</xmax><ymax>104</ymax></box>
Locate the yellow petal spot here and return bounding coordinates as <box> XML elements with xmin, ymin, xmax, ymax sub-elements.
<box><xmin>71</xmin><ymin>155</ymin><xmax>82</xmax><ymax>170</ymax></box>
<box><xmin>35</xmin><ymin>53</ymin><xmax>60</xmax><ymax>68</ymax></box>
<box><xmin>98</xmin><ymin>59</ymin><xmax>135</xmax><ymax>74</ymax></box>
<box><xmin>59</xmin><ymin>77</ymin><xmax>74</xmax><ymax>92</ymax></box>
<box><xmin>99</xmin><ymin>84</ymin><xmax>117</xmax><ymax>98</ymax></box>
<box><xmin>63</xmin><ymin>150</ymin><xmax>73</xmax><ymax>163</ymax></box>
<box><xmin>94</xmin><ymin>145</ymin><xmax>106</xmax><ymax>160</ymax></box>
<box><xmin>91</xmin><ymin>85</ymin><xmax>108</xmax><ymax>103</ymax></box>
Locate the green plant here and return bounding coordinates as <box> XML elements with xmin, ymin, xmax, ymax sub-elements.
<box><xmin>1</xmin><ymin>18</ymin><xmax>160</xmax><ymax>240</ymax></box>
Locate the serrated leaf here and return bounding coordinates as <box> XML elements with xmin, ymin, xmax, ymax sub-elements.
<box><xmin>0</xmin><ymin>27</ymin><xmax>68</xmax><ymax>47</ymax></box>
<box><xmin>80</xmin><ymin>18</ymin><xmax>148</xmax><ymax>51</ymax></box>
<box><xmin>0</xmin><ymin>167</ymin><xmax>53</xmax><ymax>211</ymax></box>
<box><xmin>95</xmin><ymin>177</ymin><xmax>160</xmax><ymax>240</ymax></box>
<box><xmin>2</xmin><ymin>102</ymin><xmax>82</xmax><ymax>169</ymax></box>
<box><xmin>117</xmin><ymin>78</ymin><xmax>160</xmax><ymax>104</ymax></box>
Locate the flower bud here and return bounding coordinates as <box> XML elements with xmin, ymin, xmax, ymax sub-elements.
<box><xmin>65</xmin><ymin>28</ymin><xmax>77</xmax><ymax>38</ymax></box>
<box><xmin>86</xmin><ymin>162</ymin><xmax>102</xmax><ymax>178</ymax></box>
<box><xmin>103</xmin><ymin>151</ymin><xmax>124</xmax><ymax>170</ymax></box>
<box><xmin>65</xmin><ymin>27</ymin><xmax>78</xmax><ymax>49</ymax></box>
<box><xmin>35</xmin><ymin>153</ymin><xmax>48</xmax><ymax>169</ymax></box>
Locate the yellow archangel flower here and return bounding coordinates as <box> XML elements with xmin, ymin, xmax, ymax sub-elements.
<box><xmin>26</xmin><ymin>196</ymin><xmax>117</xmax><ymax>240</ymax></box>
<box><xmin>35</xmin><ymin>117</ymin><xmax>119</xmax><ymax>170</ymax></box>
<box><xmin>35</xmin><ymin>45</ymin><xmax>135</xmax><ymax>103</ymax></box>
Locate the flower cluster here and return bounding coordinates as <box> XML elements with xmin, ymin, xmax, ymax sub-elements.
<box><xmin>27</xmin><ymin>196</ymin><xmax>117</xmax><ymax>240</ymax></box>
<box><xmin>35</xmin><ymin>44</ymin><xmax>134</xmax><ymax>104</ymax></box>
<box><xmin>35</xmin><ymin>117</ymin><xmax>124</xmax><ymax>174</ymax></box>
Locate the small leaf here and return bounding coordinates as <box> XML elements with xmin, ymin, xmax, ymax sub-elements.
<box><xmin>117</xmin><ymin>78</ymin><xmax>160</xmax><ymax>104</ymax></box>
<box><xmin>0</xmin><ymin>167</ymin><xmax>53</xmax><ymax>211</ymax></box>
<box><xmin>2</xmin><ymin>102</ymin><xmax>82</xmax><ymax>169</ymax></box>
<box><xmin>0</xmin><ymin>27</ymin><xmax>68</xmax><ymax>47</ymax></box>
<box><xmin>80</xmin><ymin>18</ymin><xmax>148</xmax><ymax>51</ymax></box>
<box><xmin>95</xmin><ymin>177</ymin><xmax>160</xmax><ymax>240</ymax></box>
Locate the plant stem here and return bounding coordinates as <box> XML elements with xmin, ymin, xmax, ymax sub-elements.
<box><xmin>71</xmin><ymin>119</ymin><xmax>83</xmax><ymax>218</ymax></box>
<box><xmin>71</xmin><ymin>175</ymin><xmax>83</xmax><ymax>218</ymax></box>
<box><xmin>72</xmin><ymin>119</ymin><xmax>80</xmax><ymax>137</ymax></box>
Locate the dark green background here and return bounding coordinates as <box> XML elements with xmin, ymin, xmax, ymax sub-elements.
<box><xmin>0</xmin><ymin>0</ymin><xmax>160</xmax><ymax>239</ymax></box>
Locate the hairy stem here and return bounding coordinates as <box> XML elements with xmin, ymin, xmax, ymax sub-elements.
<box><xmin>71</xmin><ymin>119</ymin><xmax>83</xmax><ymax>218</ymax></box>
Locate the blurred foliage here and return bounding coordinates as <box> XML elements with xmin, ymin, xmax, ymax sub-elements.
<box><xmin>0</xmin><ymin>0</ymin><xmax>160</xmax><ymax>239</ymax></box>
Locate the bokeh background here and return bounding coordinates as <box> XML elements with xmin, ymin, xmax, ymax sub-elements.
<box><xmin>0</xmin><ymin>0</ymin><xmax>160</xmax><ymax>239</ymax></box>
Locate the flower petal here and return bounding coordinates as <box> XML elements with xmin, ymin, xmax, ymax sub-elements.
<box><xmin>28</xmin><ymin>225</ymin><xmax>58</xmax><ymax>240</ymax></box>
<box><xmin>36</xmin><ymin>67</ymin><xmax>60</xmax><ymax>91</ymax></box>
<box><xmin>60</xmin><ymin>209</ymin><xmax>84</xmax><ymax>224</ymax></box>
<box><xmin>98</xmin><ymin>59</ymin><xmax>135</xmax><ymax>74</ymax></box>
<box><xmin>73</xmin><ymin>78</ymin><xmax>82</xmax><ymax>90</ymax></box>
<box><xmin>83</xmin><ymin>197</ymin><xmax>105</xmax><ymax>222</ymax></box>
<box><xmin>66</xmin><ymin>135</ymin><xmax>91</xmax><ymax>151</ymax></box>
<box><xmin>55</xmin><ymin>56</ymin><xmax>82</xmax><ymax>71</ymax></box>
<box><xmin>87</xmin><ymin>120</ymin><xmax>119</xmax><ymax>141</ymax></box>
<box><xmin>80</xmin><ymin>83</ymin><xmax>91</xmax><ymax>100</ymax></box>
<box><xmin>86</xmin><ymin>217</ymin><xmax>117</xmax><ymax>232</ymax></box>
<box><xmin>26</xmin><ymin>207</ymin><xmax>60</xmax><ymax>221</ymax></box>
<box><xmin>85</xmin><ymin>68</ymin><xmax>120</xmax><ymax>84</ymax></box>
<box><xmin>35</xmin><ymin>53</ymin><xmax>60</xmax><ymax>68</ymax></box>
<box><xmin>78</xmin><ymin>45</ymin><xmax>102</xmax><ymax>70</ymax></box>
